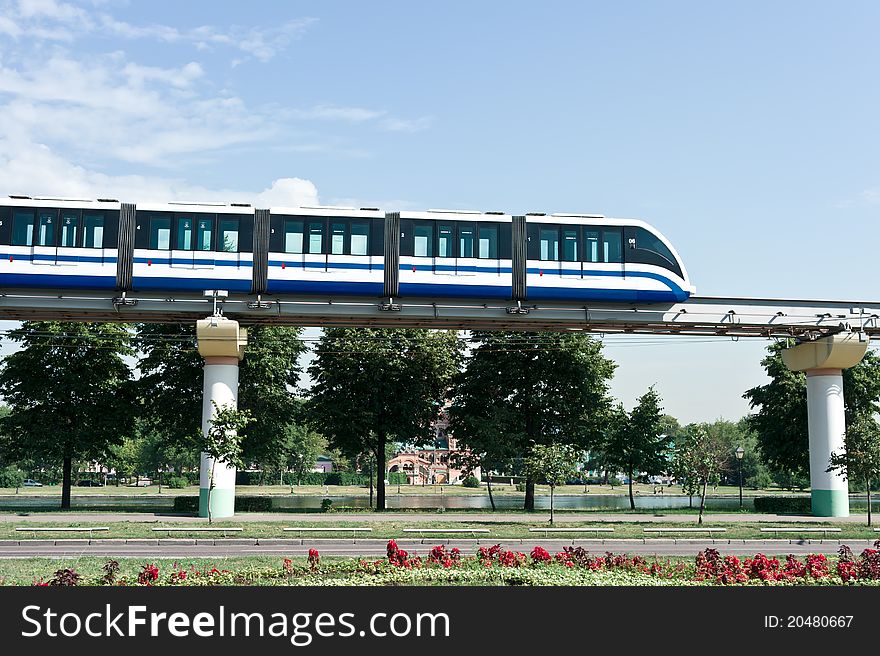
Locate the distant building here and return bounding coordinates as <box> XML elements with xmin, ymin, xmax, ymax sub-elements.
<box><xmin>387</xmin><ymin>409</ymin><xmax>479</xmax><ymax>484</ymax></box>
<box><xmin>312</xmin><ymin>455</ymin><xmax>334</xmax><ymax>473</ymax></box>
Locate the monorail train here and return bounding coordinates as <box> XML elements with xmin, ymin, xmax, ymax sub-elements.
<box><xmin>0</xmin><ymin>196</ymin><xmax>694</xmax><ymax>303</ymax></box>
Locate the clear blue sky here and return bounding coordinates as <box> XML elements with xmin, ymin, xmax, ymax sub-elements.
<box><xmin>1</xmin><ymin>1</ymin><xmax>878</xmax><ymax>423</ymax></box>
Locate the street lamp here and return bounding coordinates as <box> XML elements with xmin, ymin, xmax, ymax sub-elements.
<box><xmin>735</xmin><ymin>446</ymin><xmax>745</xmax><ymax>509</ymax></box>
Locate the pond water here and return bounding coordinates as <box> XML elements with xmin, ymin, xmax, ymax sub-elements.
<box><xmin>2</xmin><ymin>493</ymin><xmax>877</xmax><ymax>512</ymax></box>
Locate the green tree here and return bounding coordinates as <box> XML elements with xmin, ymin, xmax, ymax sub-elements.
<box><xmin>602</xmin><ymin>387</ymin><xmax>669</xmax><ymax>510</ymax></box>
<box><xmin>134</xmin><ymin>323</ymin><xmax>203</xmax><ymax>456</ymax></box>
<box><xmin>524</xmin><ymin>443</ymin><xmax>581</xmax><ymax>524</ymax></box>
<box><xmin>307</xmin><ymin>328</ymin><xmax>461</xmax><ymax>511</ymax></box>
<box><xmin>671</xmin><ymin>424</ymin><xmax>728</xmax><ymax>524</ymax></box>
<box><xmin>280</xmin><ymin>421</ymin><xmax>326</xmax><ymax>489</ymax></box>
<box><xmin>237</xmin><ymin>326</ymin><xmax>307</xmax><ymax>465</ymax></box>
<box><xmin>828</xmin><ymin>415</ymin><xmax>880</xmax><ymax>526</ymax></box>
<box><xmin>135</xmin><ymin>324</ymin><xmax>306</xmax><ymax>470</ymax></box>
<box><xmin>449</xmin><ymin>331</ymin><xmax>615</xmax><ymax>510</ymax></box>
<box><xmin>104</xmin><ymin>434</ymin><xmax>142</xmax><ymax>486</ymax></box>
<box><xmin>202</xmin><ymin>402</ymin><xmax>252</xmax><ymax>524</ymax></box>
<box><xmin>0</xmin><ymin>322</ymin><xmax>135</xmax><ymax>509</ymax></box>
<box><xmin>744</xmin><ymin>343</ymin><xmax>880</xmax><ymax>477</ymax></box>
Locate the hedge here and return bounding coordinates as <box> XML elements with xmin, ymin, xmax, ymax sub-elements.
<box><xmin>753</xmin><ymin>496</ymin><xmax>812</xmax><ymax>514</ymax></box>
<box><xmin>172</xmin><ymin>496</ymin><xmax>274</xmax><ymax>513</ymax></box>
<box><xmin>236</xmin><ymin>471</ymin><xmax>370</xmax><ymax>486</ymax></box>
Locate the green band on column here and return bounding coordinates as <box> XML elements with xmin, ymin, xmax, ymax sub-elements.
<box><xmin>198</xmin><ymin>487</ymin><xmax>236</xmax><ymax>519</ymax></box>
<box><xmin>811</xmin><ymin>489</ymin><xmax>849</xmax><ymax>517</ymax></box>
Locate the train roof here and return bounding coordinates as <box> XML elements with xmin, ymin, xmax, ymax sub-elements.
<box><xmin>269</xmin><ymin>205</ymin><xmax>384</xmax><ymax>218</ymax></box>
<box><xmin>4</xmin><ymin>195</ymin><xmax>122</xmax><ymax>210</ymax></box>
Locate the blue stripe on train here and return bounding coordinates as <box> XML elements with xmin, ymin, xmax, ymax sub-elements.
<box><xmin>400</xmin><ymin>264</ymin><xmax>514</xmax><ymax>274</ymax></box>
<box><xmin>133</xmin><ymin>258</ymin><xmax>252</xmax><ymax>267</ymax></box>
<box><xmin>0</xmin><ymin>273</ymin><xmax>117</xmax><ymax>289</ymax></box>
<box><xmin>268</xmin><ymin>260</ymin><xmax>384</xmax><ymax>271</ymax></box>
<box><xmin>267</xmin><ymin>280</ymin><xmax>385</xmax><ymax>295</ymax></box>
<box><xmin>1</xmin><ymin>253</ymin><xmax>118</xmax><ymax>264</ymax></box>
<box><xmin>131</xmin><ymin>277</ymin><xmax>252</xmax><ymax>292</ymax></box>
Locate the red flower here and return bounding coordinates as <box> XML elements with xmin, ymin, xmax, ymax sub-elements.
<box><xmin>308</xmin><ymin>548</ymin><xmax>321</xmax><ymax>571</ymax></box>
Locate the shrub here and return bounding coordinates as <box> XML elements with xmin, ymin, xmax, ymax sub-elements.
<box><xmin>462</xmin><ymin>475</ymin><xmax>480</xmax><ymax>488</ymax></box>
<box><xmin>235</xmin><ymin>496</ymin><xmax>272</xmax><ymax>512</ymax></box>
<box><xmin>173</xmin><ymin>496</ymin><xmax>199</xmax><ymax>513</ymax></box>
<box><xmin>0</xmin><ymin>466</ymin><xmax>25</xmax><ymax>489</ymax></box>
<box><xmin>515</xmin><ymin>483</ymin><xmax>526</xmax><ymax>492</ymax></box>
<box><xmin>320</xmin><ymin>498</ymin><xmax>334</xmax><ymax>513</ymax></box>
<box><xmin>387</xmin><ymin>471</ymin><xmax>408</xmax><ymax>485</ymax></box>
<box><xmin>753</xmin><ymin>496</ymin><xmax>811</xmax><ymax>514</ymax></box>
<box><xmin>164</xmin><ymin>476</ymin><xmax>189</xmax><ymax>489</ymax></box>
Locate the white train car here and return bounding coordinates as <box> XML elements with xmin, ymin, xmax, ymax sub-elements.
<box><xmin>398</xmin><ymin>210</ymin><xmax>513</xmax><ymax>299</ymax></box>
<box><xmin>131</xmin><ymin>201</ymin><xmax>255</xmax><ymax>293</ymax></box>
<box><xmin>265</xmin><ymin>206</ymin><xmax>385</xmax><ymax>296</ymax></box>
<box><xmin>0</xmin><ymin>196</ymin><xmax>120</xmax><ymax>289</ymax></box>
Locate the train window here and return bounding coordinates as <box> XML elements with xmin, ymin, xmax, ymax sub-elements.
<box><xmin>38</xmin><ymin>211</ymin><xmax>55</xmax><ymax>247</ymax></box>
<box><xmin>603</xmin><ymin>228</ymin><xmax>623</xmax><ymax>263</ymax></box>
<box><xmin>84</xmin><ymin>213</ymin><xmax>104</xmax><ymax>248</ymax></box>
<box><xmin>478</xmin><ymin>224</ymin><xmax>498</xmax><ymax>259</ymax></box>
<box><xmin>177</xmin><ymin>216</ymin><xmax>193</xmax><ymax>250</ymax></box>
<box><xmin>12</xmin><ymin>210</ymin><xmax>34</xmax><ymax>246</ymax></box>
<box><xmin>307</xmin><ymin>221</ymin><xmax>324</xmax><ymax>254</ymax></box>
<box><xmin>634</xmin><ymin>227</ymin><xmax>676</xmax><ymax>266</ymax></box>
<box><xmin>331</xmin><ymin>222</ymin><xmax>345</xmax><ymax>255</ymax></box>
<box><xmin>437</xmin><ymin>224</ymin><xmax>454</xmax><ymax>257</ymax></box>
<box><xmin>539</xmin><ymin>226</ymin><xmax>559</xmax><ymax>260</ymax></box>
<box><xmin>218</xmin><ymin>218</ymin><xmax>239</xmax><ymax>252</ymax></box>
<box><xmin>149</xmin><ymin>216</ymin><xmax>170</xmax><ymax>250</ymax></box>
<box><xmin>414</xmin><ymin>223</ymin><xmax>432</xmax><ymax>257</ymax></box>
<box><xmin>350</xmin><ymin>221</ymin><xmax>369</xmax><ymax>256</ymax></box>
<box><xmin>195</xmin><ymin>217</ymin><xmax>213</xmax><ymax>251</ymax></box>
<box><xmin>284</xmin><ymin>219</ymin><xmax>304</xmax><ymax>253</ymax></box>
<box><xmin>562</xmin><ymin>228</ymin><xmax>578</xmax><ymax>262</ymax></box>
<box><xmin>584</xmin><ymin>229</ymin><xmax>600</xmax><ymax>263</ymax></box>
<box><xmin>459</xmin><ymin>223</ymin><xmax>475</xmax><ymax>258</ymax></box>
<box><xmin>60</xmin><ymin>211</ymin><xmax>78</xmax><ymax>248</ymax></box>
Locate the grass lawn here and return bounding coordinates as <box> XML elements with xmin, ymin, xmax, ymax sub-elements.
<box><xmin>1</xmin><ymin>519</ymin><xmax>876</xmax><ymax>540</ymax></box>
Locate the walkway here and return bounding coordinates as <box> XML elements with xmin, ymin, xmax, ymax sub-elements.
<box><xmin>0</xmin><ymin>511</ymin><xmax>871</xmax><ymax>524</ymax></box>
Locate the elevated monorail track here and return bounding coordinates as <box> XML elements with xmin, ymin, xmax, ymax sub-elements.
<box><xmin>0</xmin><ymin>289</ymin><xmax>877</xmax><ymax>339</ymax></box>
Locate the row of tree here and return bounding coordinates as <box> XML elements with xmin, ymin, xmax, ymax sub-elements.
<box><xmin>0</xmin><ymin>323</ymin><xmax>878</xmax><ymax>520</ymax></box>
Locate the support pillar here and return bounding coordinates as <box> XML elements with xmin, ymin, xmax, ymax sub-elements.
<box><xmin>782</xmin><ymin>332</ymin><xmax>868</xmax><ymax>517</ymax></box>
<box><xmin>196</xmin><ymin>317</ymin><xmax>247</xmax><ymax>519</ymax></box>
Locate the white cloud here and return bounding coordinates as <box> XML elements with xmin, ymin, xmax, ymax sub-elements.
<box><xmin>379</xmin><ymin>115</ymin><xmax>433</xmax><ymax>133</ymax></box>
<box><xmin>0</xmin><ymin>137</ymin><xmax>319</xmax><ymax>207</ymax></box>
<box><xmin>859</xmin><ymin>189</ymin><xmax>880</xmax><ymax>204</ymax></box>
<box><xmin>4</xmin><ymin>1</ymin><xmax>317</xmax><ymax>63</ymax></box>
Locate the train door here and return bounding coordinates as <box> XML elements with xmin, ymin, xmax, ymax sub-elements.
<box><xmin>303</xmin><ymin>218</ymin><xmax>327</xmax><ymax>274</ymax></box>
<box><xmin>58</xmin><ymin>210</ymin><xmax>80</xmax><ymax>265</ymax></box>
<box><xmin>347</xmin><ymin>218</ymin><xmax>372</xmax><ymax>276</ymax></box>
<box><xmin>193</xmin><ymin>215</ymin><xmax>215</xmax><ymax>271</ymax></box>
<box><xmin>434</xmin><ymin>222</ymin><xmax>456</xmax><ymax>276</ymax></box>
<box><xmin>411</xmin><ymin>219</ymin><xmax>433</xmax><ymax>274</ymax></box>
<box><xmin>477</xmin><ymin>222</ymin><xmax>501</xmax><ymax>277</ymax></box>
<box><xmin>456</xmin><ymin>221</ymin><xmax>478</xmax><ymax>276</ymax></box>
<box><xmin>281</xmin><ymin>217</ymin><xmax>306</xmax><ymax>270</ymax></box>
<box><xmin>171</xmin><ymin>215</ymin><xmax>195</xmax><ymax>269</ymax></box>
<box><xmin>217</xmin><ymin>216</ymin><xmax>242</xmax><ymax>268</ymax></box>
<box><xmin>33</xmin><ymin>209</ymin><xmax>57</xmax><ymax>266</ymax></box>
<box><xmin>560</xmin><ymin>226</ymin><xmax>581</xmax><ymax>279</ymax></box>
<box><xmin>536</xmin><ymin>224</ymin><xmax>561</xmax><ymax>277</ymax></box>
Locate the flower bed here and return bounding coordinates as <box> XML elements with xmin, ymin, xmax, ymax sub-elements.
<box><xmin>26</xmin><ymin>540</ymin><xmax>880</xmax><ymax>587</ymax></box>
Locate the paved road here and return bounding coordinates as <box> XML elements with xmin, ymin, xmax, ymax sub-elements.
<box><xmin>0</xmin><ymin>511</ymin><xmax>872</xmax><ymax>524</ymax></box>
<box><xmin>0</xmin><ymin>538</ymin><xmax>874</xmax><ymax>558</ymax></box>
